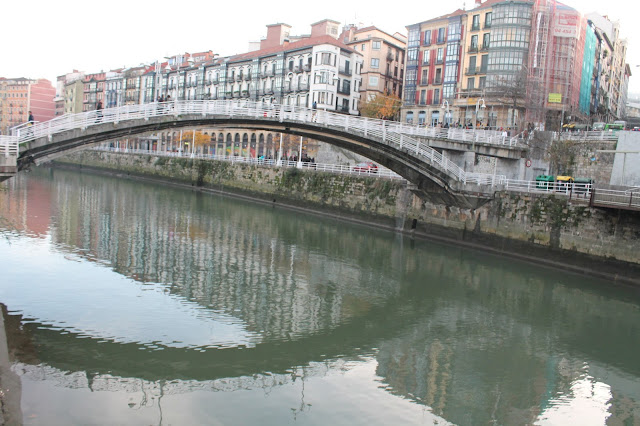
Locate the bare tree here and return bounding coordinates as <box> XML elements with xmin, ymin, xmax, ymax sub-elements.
<box><xmin>485</xmin><ymin>67</ymin><xmax>529</xmax><ymax>130</ymax></box>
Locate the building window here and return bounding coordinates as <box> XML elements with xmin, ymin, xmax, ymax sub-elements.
<box><xmin>423</xmin><ymin>30</ymin><xmax>431</xmax><ymax>45</ymax></box>
<box><xmin>472</xmin><ymin>15</ymin><xmax>480</xmax><ymax>31</ymax></box>
<box><xmin>406</xmin><ymin>111</ymin><xmax>414</xmax><ymax>123</ymax></box>
<box><xmin>371</xmin><ymin>58</ymin><xmax>380</xmax><ymax>68</ymax></box>
<box><xmin>369</xmin><ymin>75</ymin><xmax>379</xmax><ymax>86</ymax></box>
<box><xmin>483</xmin><ymin>33</ymin><xmax>491</xmax><ymax>49</ymax></box>
<box><xmin>437</xmin><ymin>28</ymin><xmax>445</xmax><ymax>43</ymax></box>
<box><xmin>419</xmin><ymin>90</ymin><xmax>426</xmax><ymax>105</ymax></box>
<box><xmin>320</xmin><ymin>53</ymin><xmax>332</xmax><ymax>65</ymax></box>
<box><xmin>485</xmin><ymin>12</ymin><xmax>492</xmax><ymax>28</ymax></box>
<box><xmin>471</xmin><ymin>35</ymin><xmax>478</xmax><ymax>50</ymax></box>
<box><xmin>436</xmin><ymin>48</ymin><xmax>443</xmax><ymax>64</ymax></box>
<box><xmin>423</xmin><ymin>51</ymin><xmax>430</xmax><ymax>65</ymax></box>
<box><xmin>372</xmin><ymin>41</ymin><xmax>381</xmax><ymax>50</ymax></box>
<box><xmin>467</xmin><ymin>77</ymin><xmax>475</xmax><ymax>90</ymax></box>
<box><xmin>418</xmin><ymin>111</ymin><xmax>426</xmax><ymax>125</ymax></box>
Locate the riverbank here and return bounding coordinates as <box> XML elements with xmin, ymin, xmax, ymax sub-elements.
<box><xmin>50</xmin><ymin>150</ymin><xmax>640</xmax><ymax>286</ymax></box>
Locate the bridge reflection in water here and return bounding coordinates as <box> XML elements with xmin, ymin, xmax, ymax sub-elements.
<box><xmin>0</xmin><ymin>168</ymin><xmax>638</xmax><ymax>425</ymax></box>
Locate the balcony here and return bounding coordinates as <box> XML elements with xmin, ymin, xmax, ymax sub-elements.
<box><xmin>262</xmin><ymin>70</ymin><xmax>274</xmax><ymax>78</ymax></box>
<box><xmin>484</xmin><ymin>22</ymin><xmax>492</xmax><ymax>29</ymax></box>
<box><xmin>466</xmin><ymin>67</ymin><xmax>478</xmax><ymax>75</ymax></box>
<box><xmin>303</xmin><ymin>64</ymin><xmax>311</xmax><ymax>72</ymax></box>
<box><xmin>337</xmin><ymin>87</ymin><xmax>351</xmax><ymax>95</ymax></box>
<box><xmin>236</xmin><ymin>74</ymin><xmax>243</xmax><ymax>82</ymax></box>
<box><xmin>480</xmin><ymin>44</ymin><xmax>490</xmax><ymax>52</ymax></box>
<box><xmin>297</xmin><ymin>82</ymin><xmax>310</xmax><ymax>91</ymax></box>
<box><xmin>419</xmin><ymin>79</ymin><xmax>429</xmax><ymax>86</ymax></box>
<box><xmin>436</xmin><ymin>37</ymin><xmax>445</xmax><ymax>44</ymax></box>
<box><xmin>244</xmin><ymin>73</ymin><xmax>251</xmax><ymax>81</ymax></box>
<box><xmin>433</xmin><ymin>77</ymin><xmax>442</xmax><ymax>85</ymax></box>
<box><xmin>432</xmin><ymin>98</ymin><xmax>440</xmax><ymax>106</ymax></box>
<box><xmin>339</xmin><ymin>67</ymin><xmax>352</xmax><ymax>76</ymax></box>
<box><xmin>471</xmin><ymin>24</ymin><xmax>480</xmax><ymax>31</ymax></box>
<box><xmin>468</xmin><ymin>46</ymin><xmax>479</xmax><ymax>53</ymax></box>
<box><xmin>435</xmin><ymin>59</ymin><xmax>443</xmax><ymax>65</ymax></box>
<box><xmin>386</xmin><ymin>52</ymin><xmax>395</xmax><ymax>61</ymax></box>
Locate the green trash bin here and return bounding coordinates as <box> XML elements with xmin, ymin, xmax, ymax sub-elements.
<box><xmin>574</xmin><ymin>178</ymin><xmax>593</xmax><ymax>194</ymax></box>
<box><xmin>536</xmin><ymin>175</ymin><xmax>555</xmax><ymax>190</ymax></box>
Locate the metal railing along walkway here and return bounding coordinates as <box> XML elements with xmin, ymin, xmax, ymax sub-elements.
<box><xmin>95</xmin><ymin>146</ymin><xmax>405</xmax><ymax>179</ymax></box>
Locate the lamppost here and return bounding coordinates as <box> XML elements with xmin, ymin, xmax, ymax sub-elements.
<box><xmin>282</xmin><ymin>71</ymin><xmax>294</xmax><ymax>104</ymax></box>
<box><xmin>474</xmin><ymin>97</ymin><xmax>486</xmax><ymax>132</ymax></box>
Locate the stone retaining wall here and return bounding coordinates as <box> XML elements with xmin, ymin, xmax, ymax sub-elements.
<box><xmin>53</xmin><ymin>150</ymin><xmax>640</xmax><ymax>284</ymax></box>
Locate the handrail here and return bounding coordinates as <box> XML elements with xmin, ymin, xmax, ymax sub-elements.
<box><xmin>94</xmin><ymin>146</ymin><xmax>405</xmax><ymax>180</ymax></box>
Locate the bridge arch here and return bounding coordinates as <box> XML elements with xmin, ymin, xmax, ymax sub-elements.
<box><xmin>7</xmin><ymin>100</ymin><xmax>508</xmax><ymax>207</ymax></box>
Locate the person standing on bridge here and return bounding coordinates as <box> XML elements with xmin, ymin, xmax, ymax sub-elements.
<box><xmin>27</xmin><ymin>111</ymin><xmax>35</xmax><ymax>137</ymax></box>
<box><xmin>312</xmin><ymin>101</ymin><xmax>317</xmax><ymax>122</ymax></box>
<box><xmin>96</xmin><ymin>100</ymin><xmax>103</xmax><ymax>123</ymax></box>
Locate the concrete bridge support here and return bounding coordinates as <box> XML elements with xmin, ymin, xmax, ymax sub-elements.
<box><xmin>0</xmin><ymin>155</ymin><xmax>17</xmax><ymax>181</ymax></box>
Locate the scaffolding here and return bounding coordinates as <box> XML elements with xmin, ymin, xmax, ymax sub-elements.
<box><xmin>526</xmin><ymin>0</ymin><xmax>552</xmax><ymax>128</ymax></box>
<box><xmin>527</xmin><ymin>0</ymin><xmax>588</xmax><ymax>130</ymax></box>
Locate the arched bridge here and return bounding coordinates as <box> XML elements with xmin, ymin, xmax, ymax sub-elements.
<box><xmin>1</xmin><ymin>100</ymin><xmax>507</xmax><ymax>208</ymax></box>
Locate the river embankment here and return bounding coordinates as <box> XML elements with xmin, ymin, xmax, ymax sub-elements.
<box><xmin>50</xmin><ymin>150</ymin><xmax>640</xmax><ymax>286</ymax></box>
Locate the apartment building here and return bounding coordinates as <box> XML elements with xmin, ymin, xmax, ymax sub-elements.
<box><xmin>0</xmin><ymin>77</ymin><xmax>55</xmax><ymax>134</ymax></box>
<box><xmin>56</xmin><ymin>71</ymin><xmax>84</xmax><ymax>116</ymax></box>
<box><xmin>190</xmin><ymin>20</ymin><xmax>363</xmax><ymax>114</ymax></box>
<box><xmin>587</xmin><ymin>12</ymin><xmax>630</xmax><ymax>122</ymax></box>
<box><xmin>404</xmin><ymin>9</ymin><xmax>466</xmax><ymax>126</ymax></box>
<box><xmin>340</xmin><ymin>25</ymin><xmax>407</xmax><ymax>102</ymax></box>
<box><xmin>402</xmin><ymin>0</ymin><xmax>630</xmax><ymax>131</ymax></box>
<box><xmin>82</xmin><ymin>72</ymin><xmax>106</xmax><ymax>112</ymax></box>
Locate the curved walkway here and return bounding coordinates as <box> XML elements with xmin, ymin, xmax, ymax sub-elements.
<box><xmin>6</xmin><ymin>100</ymin><xmax>506</xmax><ymax>187</ymax></box>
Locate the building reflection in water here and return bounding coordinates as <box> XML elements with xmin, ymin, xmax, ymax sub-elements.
<box><xmin>0</xmin><ymin>167</ymin><xmax>638</xmax><ymax>424</ymax></box>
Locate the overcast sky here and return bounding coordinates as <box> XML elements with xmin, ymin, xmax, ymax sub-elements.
<box><xmin>2</xmin><ymin>0</ymin><xmax>638</xmax><ymax>93</ymax></box>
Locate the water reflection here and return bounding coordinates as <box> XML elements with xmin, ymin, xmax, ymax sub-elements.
<box><xmin>0</xmin><ymin>167</ymin><xmax>639</xmax><ymax>425</ymax></box>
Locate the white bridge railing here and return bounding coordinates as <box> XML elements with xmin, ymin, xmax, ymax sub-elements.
<box><xmin>0</xmin><ymin>135</ymin><xmax>18</xmax><ymax>157</ymax></box>
<box><xmin>95</xmin><ymin>147</ymin><xmax>405</xmax><ymax>179</ymax></box>
<box><xmin>4</xmin><ymin>100</ymin><xmax>510</xmax><ymax>186</ymax></box>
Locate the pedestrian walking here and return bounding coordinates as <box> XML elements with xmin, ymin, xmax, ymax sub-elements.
<box><xmin>96</xmin><ymin>100</ymin><xmax>103</xmax><ymax>123</ymax></box>
<box><xmin>27</xmin><ymin>111</ymin><xmax>35</xmax><ymax>137</ymax></box>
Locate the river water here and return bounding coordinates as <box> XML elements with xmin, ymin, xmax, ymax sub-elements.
<box><xmin>0</xmin><ymin>167</ymin><xmax>638</xmax><ymax>425</ymax></box>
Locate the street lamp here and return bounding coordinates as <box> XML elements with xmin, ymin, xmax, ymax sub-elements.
<box><xmin>283</xmin><ymin>71</ymin><xmax>294</xmax><ymax>103</ymax></box>
<box><xmin>474</xmin><ymin>97</ymin><xmax>486</xmax><ymax>132</ymax></box>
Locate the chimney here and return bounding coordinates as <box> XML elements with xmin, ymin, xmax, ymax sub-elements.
<box><xmin>475</xmin><ymin>0</ymin><xmax>482</xmax><ymax>5</ymax></box>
